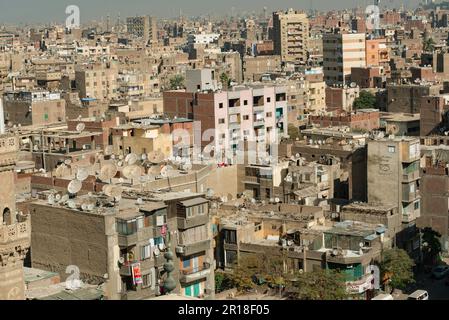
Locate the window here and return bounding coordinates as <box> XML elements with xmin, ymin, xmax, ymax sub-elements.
<box><xmin>388</xmin><ymin>146</ymin><xmax>396</xmax><ymax>153</ymax></box>
<box><xmin>186</xmin><ymin>207</ymin><xmax>193</xmax><ymax>218</ymax></box>
<box><xmin>224</xmin><ymin>230</ymin><xmax>237</xmax><ymax>244</ymax></box>
<box><xmin>219</xmin><ymin>103</ymin><xmax>223</xmax><ymax>109</ymax></box>
<box><xmin>142</xmin><ymin>273</ymin><xmax>151</xmax><ymax>288</ymax></box>
<box><xmin>267</xmin><ymin>97</ymin><xmax>271</xmax><ymax>103</ymax></box>
<box><xmin>266</xmin><ymin>112</ymin><xmax>272</xmax><ymax>118</ymax></box>
<box><xmin>414</xmin><ymin>201</ymin><xmax>420</xmax><ymax>210</ymax></box>
<box><xmin>183</xmin><ymin>258</ymin><xmax>190</xmax><ymax>268</ymax></box>
<box><xmin>141</xmin><ymin>244</ymin><xmax>151</xmax><ymax>260</ymax></box>
<box><xmin>244</xmin><ymin>100</ymin><xmax>248</xmax><ymax>106</ymax></box>
<box><xmin>218</xmin><ymin>118</ymin><xmax>225</xmax><ymax>124</ymax></box>
<box><xmin>243</xmin><ymin>115</ymin><xmax>249</xmax><ymax>120</ymax></box>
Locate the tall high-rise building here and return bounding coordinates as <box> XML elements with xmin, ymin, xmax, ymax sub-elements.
<box><xmin>126</xmin><ymin>16</ymin><xmax>158</xmax><ymax>45</ymax></box>
<box><xmin>323</xmin><ymin>31</ymin><xmax>366</xmax><ymax>86</ymax></box>
<box><xmin>368</xmin><ymin>137</ymin><xmax>421</xmax><ymax>225</ymax></box>
<box><xmin>272</xmin><ymin>9</ymin><xmax>309</xmax><ymax>64</ymax></box>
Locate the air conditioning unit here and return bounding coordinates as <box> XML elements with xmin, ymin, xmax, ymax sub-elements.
<box><xmin>175</xmin><ymin>246</ymin><xmax>185</xmax><ymax>254</ymax></box>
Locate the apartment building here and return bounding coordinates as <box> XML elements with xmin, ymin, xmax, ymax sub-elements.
<box><xmin>272</xmin><ymin>9</ymin><xmax>309</xmax><ymax>64</ymax></box>
<box><xmin>126</xmin><ymin>16</ymin><xmax>158</xmax><ymax>45</ymax></box>
<box><xmin>419</xmin><ymin>94</ymin><xmax>449</xmax><ymax>136</ymax></box>
<box><xmin>365</xmin><ymin>38</ymin><xmax>389</xmax><ymax>66</ymax></box>
<box><xmin>367</xmin><ymin>137</ymin><xmax>421</xmax><ymax>224</ymax></box>
<box><xmin>163</xmin><ymin>84</ymin><xmax>288</xmax><ymax>163</ymax></box>
<box><xmin>243</xmin><ymin>55</ymin><xmax>281</xmax><ymax>82</ymax></box>
<box><xmin>323</xmin><ymin>32</ymin><xmax>366</xmax><ymax>86</ymax></box>
<box><xmin>387</xmin><ymin>83</ymin><xmax>442</xmax><ymax>114</ymax></box>
<box><xmin>419</xmin><ymin>150</ymin><xmax>449</xmax><ymax>253</ymax></box>
<box><xmin>217</xmin><ymin>204</ymin><xmax>389</xmax><ymax>300</ymax></box>
<box><xmin>75</xmin><ymin>62</ymin><xmax>119</xmax><ymax>102</ymax></box>
<box><xmin>3</xmin><ymin>90</ymin><xmax>66</xmax><ymax>126</ymax></box>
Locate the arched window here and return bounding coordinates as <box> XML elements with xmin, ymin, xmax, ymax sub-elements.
<box><xmin>2</xmin><ymin>208</ymin><xmax>11</xmax><ymax>226</ymax></box>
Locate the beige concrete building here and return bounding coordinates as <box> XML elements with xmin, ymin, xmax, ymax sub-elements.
<box><xmin>75</xmin><ymin>62</ymin><xmax>119</xmax><ymax>102</ymax></box>
<box><xmin>323</xmin><ymin>32</ymin><xmax>366</xmax><ymax>86</ymax></box>
<box><xmin>367</xmin><ymin>137</ymin><xmax>421</xmax><ymax>224</ymax></box>
<box><xmin>272</xmin><ymin>9</ymin><xmax>309</xmax><ymax>64</ymax></box>
<box><xmin>126</xmin><ymin>16</ymin><xmax>158</xmax><ymax>45</ymax></box>
<box><xmin>3</xmin><ymin>91</ymin><xmax>66</xmax><ymax>126</ymax></box>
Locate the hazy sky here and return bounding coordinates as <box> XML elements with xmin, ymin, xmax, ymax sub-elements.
<box><xmin>0</xmin><ymin>0</ymin><xmax>419</xmax><ymax>24</ymax></box>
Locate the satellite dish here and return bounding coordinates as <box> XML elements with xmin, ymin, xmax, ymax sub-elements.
<box><xmin>67</xmin><ymin>200</ymin><xmax>77</xmax><ymax>209</ymax></box>
<box><xmin>122</xmin><ymin>165</ymin><xmax>142</xmax><ymax>180</ymax></box>
<box><xmin>60</xmin><ymin>194</ymin><xmax>69</xmax><ymax>204</ymax></box>
<box><xmin>67</xmin><ymin>179</ymin><xmax>82</xmax><ymax>194</ymax></box>
<box><xmin>136</xmin><ymin>198</ymin><xmax>144</xmax><ymax>205</ymax></box>
<box><xmin>148</xmin><ymin>151</ymin><xmax>165</xmax><ymax>164</ymax></box>
<box><xmin>99</xmin><ymin>163</ymin><xmax>118</xmax><ymax>181</ymax></box>
<box><xmin>87</xmin><ymin>203</ymin><xmax>95</xmax><ymax>211</ymax></box>
<box><xmin>76</xmin><ymin>123</ymin><xmax>86</xmax><ymax>132</ymax></box>
<box><xmin>104</xmin><ymin>145</ymin><xmax>114</xmax><ymax>156</ymax></box>
<box><xmin>55</xmin><ymin>165</ymin><xmax>67</xmax><ymax>177</ymax></box>
<box><xmin>110</xmin><ymin>186</ymin><xmax>123</xmax><ymax>198</ymax></box>
<box><xmin>76</xmin><ymin>167</ymin><xmax>89</xmax><ymax>181</ymax></box>
<box><xmin>64</xmin><ymin>159</ymin><xmax>72</xmax><ymax>165</ymax></box>
<box><xmin>118</xmin><ymin>154</ymin><xmax>124</xmax><ymax>160</ymax></box>
<box><xmin>160</xmin><ymin>165</ymin><xmax>174</xmax><ymax>178</ymax></box>
<box><xmin>148</xmin><ymin>166</ymin><xmax>161</xmax><ymax>176</ymax></box>
<box><xmin>55</xmin><ymin>194</ymin><xmax>62</xmax><ymax>201</ymax></box>
<box><xmin>48</xmin><ymin>194</ymin><xmax>55</xmax><ymax>205</ymax></box>
<box><xmin>183</xmin><ymin>162</ymin><xmax>193</xmax><ymax>171</ymax></box>
<box><xmin>81</xmin><ymin>203</ymin><xmax>88</xmax><ymax>211</ymax></box>
<box><xmin>275</xmin><ymin>197</ymin><xmax>280</xmax><ymax>203</ymax></box>
<box><xmin>125</xmin><ymin>153</ymin><xmax>138</xmax><ymax>165</ymax></box>
<box><xmin>117</xmin><ymin>161</ymin><xmax>124</xmax><ymax>167</ymax></box>
<box><xmin>141</xmin><ymin>153</ymin><xmax>148</xmax><ymax>161</ymax></box>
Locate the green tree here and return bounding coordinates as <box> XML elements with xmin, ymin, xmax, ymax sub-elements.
<box><xmin>288</xmin><ymin>124</ymin><xmax>300</xmax><ymax>141</ymax></box>
<box><xmin>220</xmin><ymin>72</ymin><xmax>231</xmax><ymax>89</ymax></box>
<box><xmin>168</xmin><ymin>75</ymin><xmax>185</xmax><ymax>90</ymax></box>
<box><xmin>423</xmin><ymin>37</ymin><xmax>436</xmax><ymax>52</ymax></box>
<box><xmin>229</xmin><ymin>253</ymin><xmax>288</xmax><ymax>293</ymax></box>
<box><xmin>286</xmin><ymin>269</ymin><xmax>349</xmax><ymax>300</ymax></box>
<box><xmin>215</xmin><ymin>272</ymin><xmax>234</xmax><ymax>293</ymax></box>
<box><xmin>422</xmin><ymin>227</ymin><xmax>442</xmax><ymax>265</ymax></box>
<box><xmin>380</xmin><ymin>248</ymin><xmax>415</xmax><ymax>291</ymax></box>
<box><xmin>229</xmin><ymin>255</ymin><xmax>259</xmax><ymax>292</ymax></box>
<box><xmin>353</xmin><ymin>91</ymin><xmax>377</xmax><ymax>110</ymax></box>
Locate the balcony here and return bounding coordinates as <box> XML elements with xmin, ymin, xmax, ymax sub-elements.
<box><xmin>177</xmin><ymin>214</ymin><xmax>209</xmax><ymax>230</ymax></box>
<box><xmin>118</xmin><ymin>226</ymin><xmax>163</xmax><ymax>247</ymax></box>
<box><xmin>176</xmin><ymin>239</ymin><xmax>211</xmax><ymax>256</ymax></box>
<box><xmin>228</xmin><ymin>107</ymin><xmax>241</xmax><ymax>115</ymax></box>
<box><xmin>179</xmin><ymin>262</ymin><xmax>211</xmax><ymax>283</ymax></box>
<box><xmin>253</xmin><ymin>120</ymin><xmax>265</xmax><ymax>127</ymax></box>
<box><xmin>402</xmin><ymin>190</ymin><xmax>420</xmax><ymax>203</ymax></box>
<box><xmin>402</xmin><ymin>171</ymin><xmax>420</xmax><ymax>182</ymax></box>
<box><xmin>229</xmin><ymin>122</ymin><xmax>240</xmax><ymax>130</ymax></box>
<box><xmin>120</xmin><ymin>256</ymin><xmax>166</xmax><ymax>276</ymax></box>
<box><xmin>253</xmin><ymin>105</ymin><xmax>265</xmax><ymax>113</ymax></box>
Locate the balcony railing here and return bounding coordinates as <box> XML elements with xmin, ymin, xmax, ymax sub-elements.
<box><xmin>180</xmin><ymin>262</ymin><xmax>211</xmax><ymax>283</ymax></box>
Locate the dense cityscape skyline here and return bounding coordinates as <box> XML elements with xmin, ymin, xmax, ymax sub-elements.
<box><xmin>0</xmin><ymin>0</ymin><xmax>420</xmax><ymax>24</ymax></box>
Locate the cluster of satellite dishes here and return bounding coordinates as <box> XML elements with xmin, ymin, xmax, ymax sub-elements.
<box><xmin>49</xmin><ymin>139</ymin><xmax>200</xmax><ymax>209</ymax></box>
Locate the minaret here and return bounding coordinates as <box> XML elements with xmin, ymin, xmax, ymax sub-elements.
<box><xmin>0</xmin><ymin>127</ymin><xmax>30</xmax><ymax>300</ymax></box>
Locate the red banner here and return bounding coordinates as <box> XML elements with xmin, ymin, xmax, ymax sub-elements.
<box><xmin>131</xmin><ymin>263</ymin><xmax>143</xmax><ymax>285</ymax></box>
